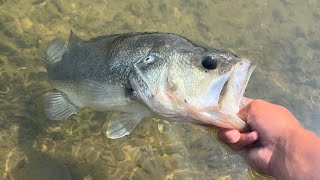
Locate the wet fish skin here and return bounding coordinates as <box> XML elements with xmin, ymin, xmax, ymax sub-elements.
<box><xmin>47</xmin><ymin>32</ymin><xmax>198</xmax><ymax>84</ymax></box>
<box><xmin>44</xmin><ymin>31</ymin><xmax>255</xmax><ymax>139</ymax></box>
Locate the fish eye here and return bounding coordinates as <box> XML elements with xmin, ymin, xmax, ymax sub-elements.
<box><xmin>143</xmin><ymin>55</ymin><xmax>156</xmax><ymax>64</ymax></box>
<box><xmin>202</xmin><ymin>55</ymin><xmax>218</xmax><ymax>70</ymax></box>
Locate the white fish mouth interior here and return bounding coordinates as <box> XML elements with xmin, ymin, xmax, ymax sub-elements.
<box><xmin>218</xmin><ymin>79</ymin><xmax>229</xmax><ymax>105</ymax></box>
<box><xmin>219</xmin><ymin>60</ymin><xmax>256</xmax><ymax>113</ymax></box>
<box><xmin>234</xmin><ymin>61</ymin><xmax>256</xmax><ymax>106</ymax></box>
<box><xmin>192</xmin><ymin>60</ymin><xmax>255</xmax><ymax>129</ymax></box>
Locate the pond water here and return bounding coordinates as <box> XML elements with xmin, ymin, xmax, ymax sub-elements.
<box><xmin>0</xmin><ymin>0</ymin><xmax>319</xmax><ymax>179</ymax></box>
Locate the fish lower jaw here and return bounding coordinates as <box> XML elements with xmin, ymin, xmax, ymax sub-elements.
<box><xmin>195</xmin><ymin>111</ymin><xmax>246</xmax><ymax>129</ymax></box>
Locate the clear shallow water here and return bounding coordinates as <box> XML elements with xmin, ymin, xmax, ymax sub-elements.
<box><xmin>0</xmin><ymin>0</ymin><xmax>319</xmax><ymax>179</ymax></box>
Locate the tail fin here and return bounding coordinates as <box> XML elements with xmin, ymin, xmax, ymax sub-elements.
<box><xmin>45</xmin><ymin>39</ymin><xmax>67</xmax><ymax>68</ymax></box>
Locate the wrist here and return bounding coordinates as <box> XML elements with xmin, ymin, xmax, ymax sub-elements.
<box><xmin>270</xmin><ymin>127</ymin><xmax>320</xmax><ymax>180</ymax></box>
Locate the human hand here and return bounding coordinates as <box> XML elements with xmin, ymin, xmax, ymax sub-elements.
<box><xmin>218</xmin><ymin>98</ymin><xmax>303</xmax><ymax>175</ymax></box>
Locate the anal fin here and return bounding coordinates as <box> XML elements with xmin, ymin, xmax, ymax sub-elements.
<box><xmin>106</xmin><ymin>113</ymin><xmax>143</xmax><ymax>139</ymax></box>
<box><xmin>45</xmin><ymin>91</ymin><xmax>80</xmax><ymax>120</ymax></box>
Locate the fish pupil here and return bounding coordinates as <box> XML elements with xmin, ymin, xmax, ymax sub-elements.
<box><xmin>144</xmin><ymin>55</ymin><xmax>155</xmax><ymax>64</ymax></box>
<box><xmin>202</xmin><ymin>56</ymin><xmax>218</xmax><ymax>70</ymax></box>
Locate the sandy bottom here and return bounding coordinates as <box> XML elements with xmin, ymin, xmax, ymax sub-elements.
<box><xmin>0</xmin><ymin>0</ymin><xmax>319</xmax><ymax>179</ymax></box>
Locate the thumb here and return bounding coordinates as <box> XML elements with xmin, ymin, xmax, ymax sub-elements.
<box><xmin>238</xmin><ymin>97</ymin><xmax>254</xmax><ymax>121</ymax></box>
<box><xmin>240</xmin><ymin>97</ymin><xmax>254</xmax><ymax>109</ymax></box>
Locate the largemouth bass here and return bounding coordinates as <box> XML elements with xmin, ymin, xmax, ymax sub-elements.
<box><xmin>45</xmin><ymin>31</ymin><xmax>255</xmax><ymax>139</ymax></box>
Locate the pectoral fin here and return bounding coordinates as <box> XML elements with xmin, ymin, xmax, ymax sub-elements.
<box><xmin>81</xmin><ymin>79</ymin><xmax>127</xmax><ymax>106</ymax></box>
<box><xmin>106</xmin><ymin>113</ymin><xmax>143</xmax><ymax>139</ymax></box>
<box><xmin>45</xmin><ymin>91</ymin><xmax>80</xmax><ymax>120</ymax></box>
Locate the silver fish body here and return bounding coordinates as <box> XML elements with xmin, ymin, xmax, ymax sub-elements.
<box><xmin>45</xmin><ymin>31</ymin><xmax>255</xmax><ymax>139</ymax></box>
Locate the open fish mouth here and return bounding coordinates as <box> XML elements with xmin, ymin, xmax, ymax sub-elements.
<box><xmin>221</xmin><ymin>59</ymin><xmax>255</xmax><ymax>128</ymax></box>
<box><xmin>219</xmin><ymin>59</ymin><xmax>256</xmax><ymax>114</ymax></box>
<box><xmin>196</xmin><ymin>59</ymin><xmax>256</xmax><ymax>129</ymax></box>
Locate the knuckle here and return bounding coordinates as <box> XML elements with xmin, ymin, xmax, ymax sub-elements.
<box><xmin>251</xmin><ymin>99</ymin><xmax>265</xmax><ymax>106</ymax></box>
<box><xmin>247</xmin><ymin>113</ymin><xmax>256</xmax><ymax>121</ymax></box>
<box><xmin>275</xmin><ymin>104</ymin><xmax>290</xmax><ymax>113</ymax></box>
<box><xmin>247</xmin><ymin>99</ymin><xmax>265</xmax><ymax>111</ymax></box>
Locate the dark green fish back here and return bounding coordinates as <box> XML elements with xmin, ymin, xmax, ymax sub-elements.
<box><xmin>46</xmin><ymin>32</ymin><xmax>200</xmax><ymax>86</ymax></box>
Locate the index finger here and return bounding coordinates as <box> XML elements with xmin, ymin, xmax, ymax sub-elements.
<box><xmin>238</xmin><ymin>97</ymin><xmax>254</xmax><ymax>121</ymax></box>
<box><xmin>240</xmin><ymin>97</ymin><xmax>254</xmax><ymax>108</ymax></box>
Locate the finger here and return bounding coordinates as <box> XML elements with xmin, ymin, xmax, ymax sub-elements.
<box><xmin>238</xmin><ymin>97</ymin><xmax>254</xmax><ymax>121</ymax></box>
<box><xmin>238</xmin><ymin>105</ymin><xmax>250</xmax><ymax>121</ymax></box>
<box><xmin>240</xmin><ymin>97</ymin><xmax>254</xmax><ymax>109</ymax></box>
<box><xmin>225</xmin><ymin>131</ymin><xmax>259</xmax><ymax>150</ymax></box>
<box><xmin>218</xmin><ymin>129</ymin><xmax>241</xmax><ymax>144</ymax></box>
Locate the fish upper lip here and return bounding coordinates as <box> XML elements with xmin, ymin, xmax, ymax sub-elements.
<box><xmin>248</xmin><ymin>61</ymin><xmax>256</xmax><ymax>71</ymax></box>
<box><xmin>241</xmin><ymin>60</ymin><xmax>256</xmax><ymax>92</ymax></box>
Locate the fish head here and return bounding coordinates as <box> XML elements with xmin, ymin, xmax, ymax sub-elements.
<box><xmin>129</xmin><ymin>47</ymin><xmax>255</xmax><ymax>129</ymax></box>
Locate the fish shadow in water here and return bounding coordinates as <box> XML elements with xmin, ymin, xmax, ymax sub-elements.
<box><xmin>5</xmin><ymin>88</ymin><xmax>111</xmax><ymax>180</ymax></box>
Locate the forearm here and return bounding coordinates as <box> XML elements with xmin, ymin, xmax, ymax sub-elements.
<box><xmin>270</xmin><ymin>128</ymin><xmax>320</xmax><ymax>180</ymax></box>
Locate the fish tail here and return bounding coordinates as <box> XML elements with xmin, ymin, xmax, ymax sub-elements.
<box><xmin>45</xmin><ymin>38</ymin><xmax>67</xmax><ymax>69</ymax></box>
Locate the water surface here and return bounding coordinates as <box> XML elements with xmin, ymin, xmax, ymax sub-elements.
<box><xmin>0</xmin><ymin>0</ymin><xmax>319</xmax><ymax>179</ymax></box>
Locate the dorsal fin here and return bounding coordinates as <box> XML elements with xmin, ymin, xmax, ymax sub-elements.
<box><xmin>68</xmin><ymin>30</ymin><xmax>85</xmax><ymax>49</ymax></box>
<box><xmin>88</xmin><ymin>34</ymin><xmax>120</xmax><ymax>43</ymax></box>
